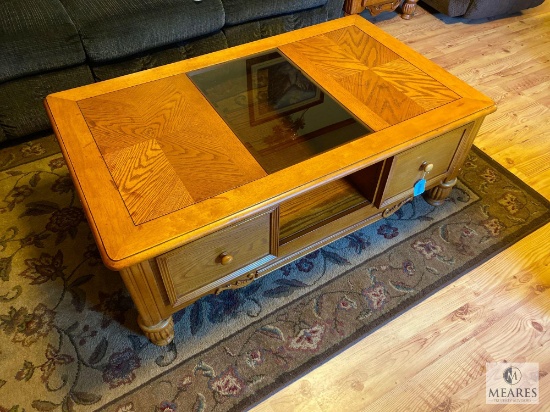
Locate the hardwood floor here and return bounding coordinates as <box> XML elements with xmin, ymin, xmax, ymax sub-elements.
<box><xmin>252</xmin><ymin>2</ymin><xmax>550</xmax><ymax>411</ymax></box>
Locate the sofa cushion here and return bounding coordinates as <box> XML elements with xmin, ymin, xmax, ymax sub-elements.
<box><xmin>222</xmin><ymin>0</ymin><xmax>328</xmax><ymax>26</ymax></box>
<box><xmin>59</xmin><ymin>0</ymin><xmax>225</xmax><ymax>63</ymax></box>
<box><xmin>325</xmin><ymin>0</ymin><xmax>346</xmax><ymax>20</ymax></box>
<box><xmin>224</xmin><ymin>6</ymin><xmax>327</xmax><ymax>47</ymax></box>
<box><xmin>0</xmin><ymin>65</ymin><xmax>94</xmax><ymax>141</ymax></box>
<box><xmin>91</xmin><ymin>31</ymin><xmax>228</xmax><ymax>81</ymax></box>
<box><xmin>464</xmin><ymin>0</ymin><xmax>544</xmax><ymax>18</ymax></box>
<box><xmin>0</xmin><ymin>0</ymin><xmax>86</xmax><ymax>83</ymax></box>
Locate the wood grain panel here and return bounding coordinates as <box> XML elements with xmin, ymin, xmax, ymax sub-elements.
<box><xmin>339</xmin><ymin>68</ymin><xmax>426</xmax><ymax>124</ymax></box>
<box><xmin>282</xmin><ymin>26</ymin><xmax>459</xmax><ymax>125</ymax></box>
<box><xmin>371</xmin><ymin>58</ymin><xmax>460</xmax><ymax>110</ymax></box>
<box><xmin>78</xmin><ymin>72</ymin><xmax>267</xmax><ymax>224</ymax></box>
<box><xmin>323</xmin><ymin>26</ymin><xmax>400</xmax><ymax>67</ymax></box>
<box><xmin>280</xmin><ymin>40</ymin><xmax>415</xmax><ymax>125</ymax></box>
<box><xmin>103</xmin><ymin>139</ymin><xmax>193</xmax><ymax>224</ymax></box>
<box><xmin>158</xmin><ymin>130</ymin><xmax>266</xmax><ymax>204</ymax></box>
<box><xmin>281</xmin><ymin>35</ymin><xmax>376</xmax><ymax>81</ymax></box>
<box><xmin>78</xmin><ymin>76</ymin><xmax>191</xmax><ymax>155</ymax></box>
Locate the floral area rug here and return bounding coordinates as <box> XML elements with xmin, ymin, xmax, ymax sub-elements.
<box><xmin>0</xmin><ymin>136</ymin><xmax>549</xmax><ymax>412</ymax></box>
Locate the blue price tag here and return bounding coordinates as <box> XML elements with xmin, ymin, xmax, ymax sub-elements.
<box><xmin>413</xmin><ymin>178</ymin><xmax>426</xmax><ymax>196</ymax></box>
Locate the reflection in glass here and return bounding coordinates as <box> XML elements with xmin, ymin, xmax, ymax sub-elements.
<box><xmin>189</xmin><ymin>50</ymin><xmax>372</xmax><ymax>173</ymax></box>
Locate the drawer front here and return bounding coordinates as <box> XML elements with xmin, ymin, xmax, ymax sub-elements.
<box><xmin>157</xmin><ymin>212</ymin><xmax>274</xmax><ymax>305</ymax></box>
<box><xmin>379</xmin><ymin>125</ymin><xmax>469</xmax><ymax>205</ymax></box>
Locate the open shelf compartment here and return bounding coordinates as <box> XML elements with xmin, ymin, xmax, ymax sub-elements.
<box><xmin>279</xmin><ymin>161</ymin><xmax>386</xmax><ymax>245</ymax></box>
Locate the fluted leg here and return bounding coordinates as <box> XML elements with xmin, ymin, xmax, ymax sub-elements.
<box><xmin>137</xmin><ymin>316</ymin><xmax>174</xmax><ymax>346</ymax></box>
<box><xmin>401</xmin><ymin>0</ymin><xmax>418</xmax><ymax>19</ymax></box>
<box><xmin>424</xmin><ymin>178</ymin><xmax>457</xmax><ymax>206</ymax></box>
<box><xmin>119</xmin><ymin>261</ymin><xmax>175</xmax><ymax>346</ymax></box>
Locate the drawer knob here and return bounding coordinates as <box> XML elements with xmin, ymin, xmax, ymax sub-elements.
<box><xmin>421</xmin><ymin>162</ymin><xmax>434</xmax><ymax>173</ymax></box>
<box><xmin>220</xmin><ymin>252</ymin><xmax>233</xmax><ymax>266</ymax></box>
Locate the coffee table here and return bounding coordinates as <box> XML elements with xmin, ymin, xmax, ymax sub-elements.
<box><xmin>45</xmin><ymin>16</ymin><xmax>495</xmax><ymax>346</ymax></box>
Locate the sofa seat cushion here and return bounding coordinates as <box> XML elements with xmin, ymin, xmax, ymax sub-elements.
<box><xmin>222</xmin><ymin>0</ymin><xmax>328</xmax><ymax>26</ymax></box>
<box><xmin>91</xmin><ymin>31</ymin><xmax>228</xmax><ymax>81</ymax></box>
<box><xmin>0</xmin><ymin>0</ymin><xmax>86</xmax><ymax>83</ymax></box>
<box><xmin>224</xmin><ymin>6</ymin><xmax>328</xmax><ymax>47</ymax></box>
<box><xmin>0</xmin><ymin>65</ymin><xmax>94</xmax><ymax>141</ymax></box>
<box><xmin>59</xmin><ymin>0</ymin><xmax>225</xmax><ymax>63</ymax></box>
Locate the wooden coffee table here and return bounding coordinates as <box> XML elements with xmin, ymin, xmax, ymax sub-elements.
<box><xmin>45</xmin><ymin>16</ymin><xmax>495</xmax><ymax>346</ymax></box>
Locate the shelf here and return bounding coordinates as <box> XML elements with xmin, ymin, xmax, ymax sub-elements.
<box><xmin>279</xmin><ymin>162</ymin><xmax>385</xmax><ymax>243</ymax></box>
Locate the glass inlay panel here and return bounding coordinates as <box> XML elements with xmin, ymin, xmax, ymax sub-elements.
<box><xmin>188</xmin><ymin>50</ymin><xmax>372</xmax><ymax>173</ymax></box>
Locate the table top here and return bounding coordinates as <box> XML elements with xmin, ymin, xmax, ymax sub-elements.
<box><xmin>45</xmin><ymin>16</ymin><xmax>495</xmax><ymax>269</ymax></box>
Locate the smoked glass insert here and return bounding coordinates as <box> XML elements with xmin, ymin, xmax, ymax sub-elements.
<box><xmin>188</xmin><ymin>50</ymin><xmax>372</xmax><ymax>174</ymax></box>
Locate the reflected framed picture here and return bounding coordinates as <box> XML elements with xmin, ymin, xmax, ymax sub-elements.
<box><xmin>246</xmin><ymin>52</ymin><xmax>324</xmax><ymax>126</ymax></box>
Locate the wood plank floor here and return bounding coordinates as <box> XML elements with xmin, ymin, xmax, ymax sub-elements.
<box><xmin>252</xmin><ymin>2</ymin><xmax>550</xmax><ymax>411</ymax></box>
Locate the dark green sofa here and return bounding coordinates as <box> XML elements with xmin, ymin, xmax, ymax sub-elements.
<box><xmin>0</xmin><ymin>0</ymin><xmax>345</xmax><ymax>147</ymax></box>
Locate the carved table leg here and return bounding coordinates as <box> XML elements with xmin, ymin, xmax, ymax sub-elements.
<box><xmin>401</xmin><ymin>0</ymin><xmax>418</xmax><ymax>19</ymax></box>
<box><xmin>424</xmin><ymin>177</ymin><xmax>457</xmax><ymax>206</ymax></box>
<box><xmin>119</xmin><ymin>261</ymin><xmax>175</xmax><ymax>346</ymax></box>
<box><xmin>137</xmin><ymin>316</ymin><xmax>174</xmax><ymax>346</ymax></box>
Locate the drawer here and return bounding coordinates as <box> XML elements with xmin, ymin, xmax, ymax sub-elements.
<box><xmin>377</xmin><ymin>124</ymin><xmax>470</xmax><ymax>206</ymax></box>
<box><xmin>157</xmin><ymin>211</ymin><xmax>276</xmax><ymax>306</ymax></box>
